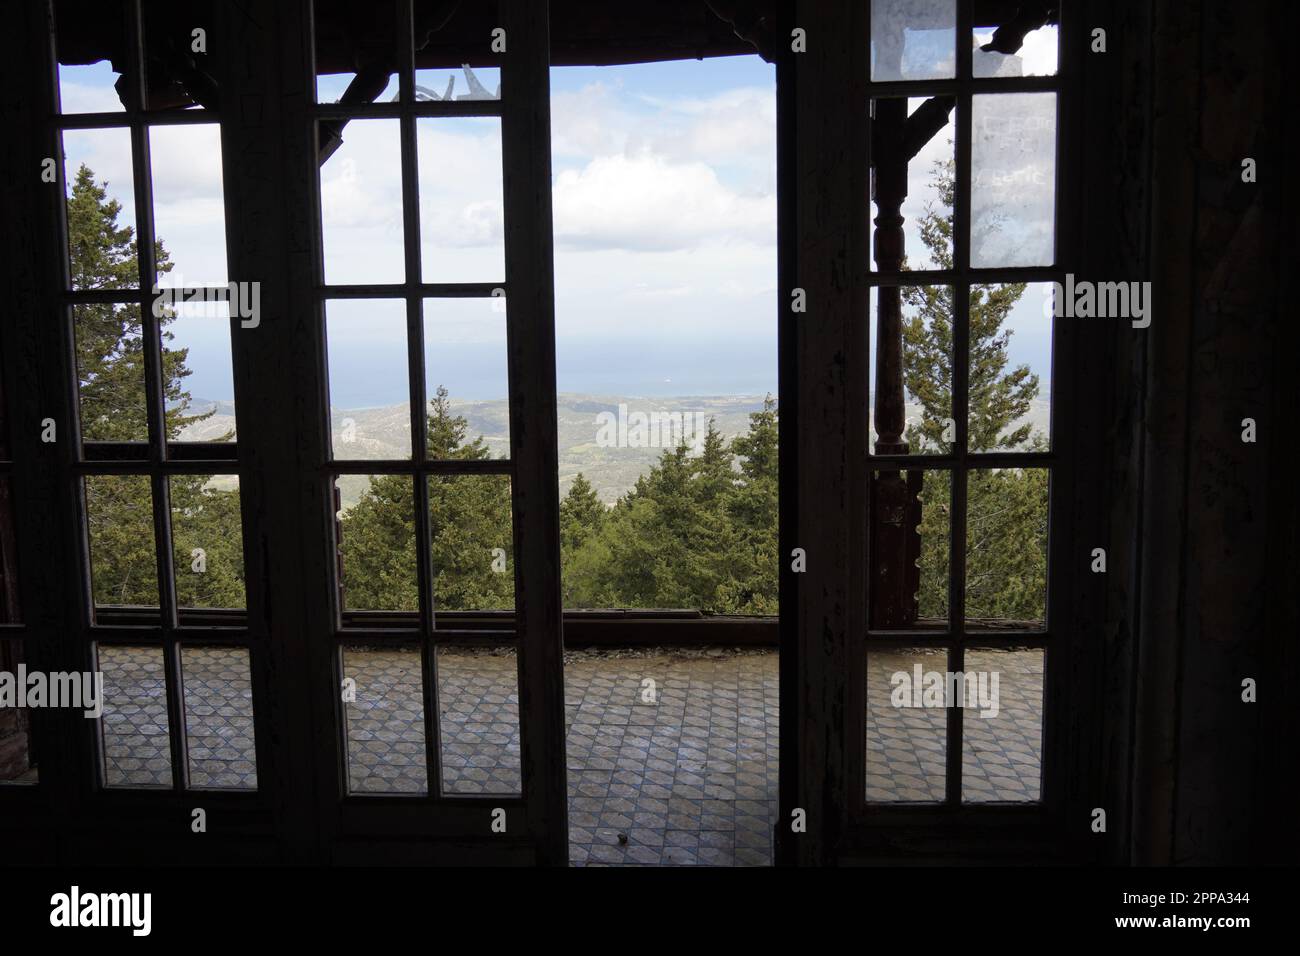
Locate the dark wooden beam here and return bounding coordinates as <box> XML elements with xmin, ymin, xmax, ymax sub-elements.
<box><xmin>777</xmin><ymin>0</ymin><xmax>870</xmax><ymax>867</ymax></box>
<box><xmin>0</xmin><ymin>0</ymin><xmax>93</xmax><ymax>853</ymax></box>
<box><xmin>215</xmin><ymin>0</ymin><xmax>328</xmax><ymax>862</ymax></box>
<box><xmin>500</xmin><ymin>0</ymin><xmax>569</xmax><ymax>867</ymax></box>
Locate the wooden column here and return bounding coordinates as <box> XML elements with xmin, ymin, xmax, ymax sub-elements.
<box><xmin>868</xmin><ymin>97</ymin><xmax>921</xmax><ymax>628</ymax></box>
<box><xmin>0</xmin><ymin>0</ymin><xmax>89</xmax><ymax>853</ymax></box>
<box><xmin>500</xmin><ymin>0</ymin><xmax>569</xmax><ymax>867</ymax></box>
<box><xmin>215</xmin><ymin>0</ymin><xmax>329</xmax><ymax>862</ymax></box>
<box><xmin>778</xmin><ymin>0</ymin><xmax>870</xmax><ymax>867</ymax></box>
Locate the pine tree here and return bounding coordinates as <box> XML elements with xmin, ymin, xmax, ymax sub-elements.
<box><xmin>562</xmin><ymin>406</ymin><xmax>780</xmax><ymax>615</ymax></box>
<box><xmin>901</xmin><ymin>160</ymin><xmax>1039</xmax><ymax>455</ymax></box>
<box><xmin>558</xmin><ymin>473</ymin><xmax>607</xmax><ymax>607</ymax></box>
<box><xmin>722</xmin><ymin>396</ymin><xmax>779</xmax><ymax>613</ymax></box>
<box><xmin>340</xmin><ymin>385</ymin><xmax>513</xmax><ymax>612</ymax></box>
<box><xmin>71</xmin><ymin>163</ymin><xmax>242</xmax><ymax>610</ymax></box>
<box><xmin>560</xmin><ymin>473</ymin><xmax>605</xmax><ymax>552</ymax></box>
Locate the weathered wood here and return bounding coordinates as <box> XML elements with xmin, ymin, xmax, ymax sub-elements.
<box><xmin>501</xmin><ymin>0</ymin><xmax>570</xmax><ymax>867</ymax></box>
<box><xmin>1126</xmin><ymin>0</ymin><xmax>1297</xmax><ymax>866</ymax></box>
<box><xmin>216</xmin><ymin>0</ymin><xmax>327</xmax><ymax>861</ymax></box>
<box><xmin>1127</xmin><ymin>0</ymin><xmax>1201</xmax><ymax>867</ymax></box>
<box><xmin>0</xmin><ymin>0</ymin><xmax>104</xmax><ymax>848</ymax></box>
<box><xmin>778</xmin><ymin>0</ymin><xmax>870</xmax><ymax>867</ymax></box>
<box><xmin>866</xmin><ymin>93</ymin><xmax>921</xmax><ymax>630</ymax></box>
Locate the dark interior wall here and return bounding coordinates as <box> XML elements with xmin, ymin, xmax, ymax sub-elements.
<box><xmin>1083</xmin><ymin>0</ymin><xmax>1149</xmax><ymax>866</ymax></box>
<box><xmin>1114</xmin><ymin>0</ymin><xmax>1298</xmax><ymax>866</ymax></box>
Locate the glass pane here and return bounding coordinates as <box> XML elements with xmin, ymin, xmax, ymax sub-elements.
<box><xmin>964</xmin><ymin>468</ymin><xmax>1049</xmax><ymax>629</ymax></box>
<box><xmin>423</xmin><ymin>297</ymin><xmax>510</xmax><ymax>459</ymax></box>
<box><xmin>343</xmin><ymin>645</ymin><xmax>428</xmax><ymax>794</ymax></box>
<box><xmin>870</xmin><ymin>0</ymin><xmax>956</xmax><ymax>81</ymax></box>
<box><xmin>429</xmin><ymin>475</ymin><xmax>514</xmax><ymax>614</ymax></box>
<box><xmin>314</xmin><ymin>0</ymin><xmax>398</xmax><ymax>104</ymax></box>
<box><xmin>182</xmin><ymin>646</ymin><xmax>257</xmax><ymax>790</ymax></box>
<box><xmin>166</xmin><ymin>301</ymin><xmax>237</xmax><ymax>443</ymax></box>
<box><xmin>85</xmin><ymin>475</ymin><xmax>159</xmax><ymax>613</ymax></box>
<box><xmin>326</xmin><ymin>299</ymin><xmax>411</xmax><ymax>459</ymax></box>
<box><xmin>870</xmin><ymin>286</ymin><xmax>955</xmax><ymax>455</ymax></box>
<box><xmin>869</xmin><ymin>469</ymin><xmax>950</xmax><ymax>629</ymax></box>
<box><xmin>967</xmin><ymin>281</ymin><xmax>1053</xmax><ymax>453</ymax></box>
<box><xmin>418</xmin><ymin>117</ymin><xmax>505</xmax><ymax>283</ymax></box>
<box><xmin>317</xmin><ymin>73</ymin><xmax>398</xmax><ymax>107</ymax></box>
<box><xmin>962</xmin><ymin>648</ymin><xmax>1043</xmax><ymax>802</ymax></box>
<box><xmin>99</xmin><ymin>644</ymin><xmax>172</xmax><ymax>788</ymax></box>
<box><xmin>413</xmin><ymin>65</ymin><xmax>500</xmax><ymax>103</ymax></box>
<box><xmin>149</xmin><ymin>124</ymin><xmax>228</xmax><ymax>288</ymax></box>
<box><xmin>320</xmin><ymin>119</ymin><xmax>404</xmax><ymax>284</ymax></box>
<box><xmin>436</xmin><ymin>643</ymin><xmax>521</xmax><ymax>795</ymax></box>
<box><xmin>0</xmin><ymin>641</ymin><xmax>36</xmax><ymax>784</ymax></box>
<box><xmin>871</xmin><ymin>98</ymin><xmax>955</xmax><ymax>274</ymax></box>
<box><xmin>75</xmin><ymin>303</ymin><xmax>148</xmax><ymax>443</ymax></box>
<box><xmin>412</xmin><ymin>0</ymin><xmax>501</xmax><ymax>101</ymax></box>
<box><xmin>63</xmin><ymin>129</ymin><xmax>137</xmax><ymax>291</ymax></box>
<box><xmin>337</xmin><ymin>475</ymin><xmax>419</xmax><ymax>614</ymax></box>
<box><xmin>866</xmin><ymin>648</ymin><xmax>947</xmax><ymax>802</ymax></box>
<box><xmin>970</xmin><ymin>93</ymin><xmax>1057</xmax><ymax>268</ymax></box>
<box><xmin>55</xmin><ymin>0</ymin><xmax>129</xmax><ymax>113</ymax></box>
<box><xmin>171</xmin><ymin>475</ymin><xmax>245</xmax><ymax>612</ymax></box>
<box><xmin>973</xmin><ymin>22</ymin><xmax>1058</xmax><ymax>78</ymax></box>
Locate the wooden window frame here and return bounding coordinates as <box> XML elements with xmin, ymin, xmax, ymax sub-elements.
<box><xmin>301</xmin><ymin>0</ymin><xmax>568</xmax><ymax>859</ymax></box>
<box><xmin>313</xmin><ymin>0</ymin><xmax>522</xmax><ymax>803</ymax></box>
<box><xmin>2</xmin><ymin>0</ymin><xmax>568</xmax><ymax>865</ymax></box>
<box><xmin>853</xmin><ymin>0</ymin><xmax>1071</xmax><ymax>814</ymax></box>
<box><xmin>51</xmin><ymin>0</ymin><xmax>265</xmax><ymax>799</ymax></box>
<box><xmin>779</xmin><ymin>0</ymin><xmax>1099</xmax><ymax>864</ymax></box>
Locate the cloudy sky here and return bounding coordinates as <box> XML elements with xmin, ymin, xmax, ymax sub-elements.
<box><xmin>58</xmin><ymin>27</ymin><xmax>1055</xmax><ymax>411</ymax></box>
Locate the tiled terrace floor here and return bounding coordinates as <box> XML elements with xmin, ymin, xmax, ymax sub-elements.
<box><xmin>94</xmin><ymin>645</ymin><xmax>1044</xmax><ymax>865</ymax></box>
<box><xmin>562</xmin><ymin>649</ymin><xmax>778</xmax><ymax>866</ymax></box>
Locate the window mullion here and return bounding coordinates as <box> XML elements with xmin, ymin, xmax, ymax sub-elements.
<box><xmin>396</xmin><ymin>0</ymin><xmax>443</xmax><ymax>798</ymax></box>
<box><xmin>125</xmin><ymin>0</ymin><xmax>190</xmax><ymax>792</ymax></box>
<box><xmin>941</xmin><ymin>0</ymin><xmax>977</xmax><ymax>809</ymax></box>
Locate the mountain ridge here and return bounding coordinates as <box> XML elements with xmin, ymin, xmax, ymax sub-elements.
<box><xmin>180</xmin><ymin>392</ymin><xmax>1051</xmax><ymax>508</ymax></box>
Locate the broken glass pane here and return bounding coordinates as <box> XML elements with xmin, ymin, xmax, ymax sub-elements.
<box><xmin>972</xmin><ymin>22</ymin><xmax>1058</xmax><ymax>78</ymax></box>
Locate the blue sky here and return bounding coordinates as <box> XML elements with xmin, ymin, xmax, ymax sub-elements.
<box><xmin>59</xmin><ymin>43</ymin><xmax>1054</xmax><ymax>410</ymax></box>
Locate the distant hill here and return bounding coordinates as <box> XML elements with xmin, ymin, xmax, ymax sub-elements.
<box><xmin>180</xmin><ymin>393</ymin><xmax>1051</xmax><ymax>509</ymax></box>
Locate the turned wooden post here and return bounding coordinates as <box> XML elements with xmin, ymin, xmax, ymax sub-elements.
<box><xmin>869</xmin><ymin>97</ymin><xmax>922</xmax><ymax>627</ymax></box>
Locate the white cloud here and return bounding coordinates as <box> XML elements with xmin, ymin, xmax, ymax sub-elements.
<box><xmin>57</xmin><ymin>64</ymin><xmax>125</xmax><ymax>114</ymax></box>
<box><xmin>1019</xmin><ymin>26</ymin><xmax>1059</xmax><ymax>76</ymax></box>
<box><xmin>551</xmin><ymin>81</ymin><xmax>775</xmax><ymax>188</ymax></box>
<box><xmin>60</xmin><ymin>61</ymin><xmax>782</xmax><ymax>398</ymax></box>
<box><xmin>553</xmin><ymin>152</ymin><xmax>773</xmax><ymax>252</ymax></box>
<box><xmin>552</xmin><ymin>242</ymin><xmax>776</xmax><ymax>346</ymax></box>
<box><xmin>551</xmin><ymin>82</ymin><xmax>628</xmax><ymax>159</ymax></box>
